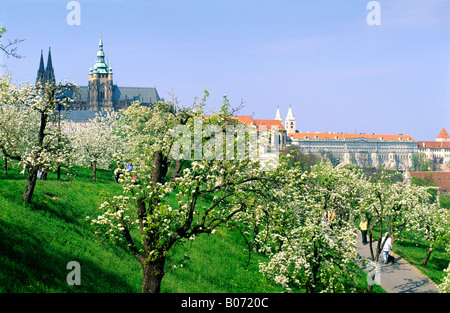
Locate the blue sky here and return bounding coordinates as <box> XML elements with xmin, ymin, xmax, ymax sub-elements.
<box><xmin>1</xmin><ymin>0</ymin><xmax>449</xmax><ymax>140</ymax></box>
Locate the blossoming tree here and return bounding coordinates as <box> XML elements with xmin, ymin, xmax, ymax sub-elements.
<box><xmin>439</xmin><ymin>247</ymin><xmax>450</xmax><ymax>293</ymax></box>
<box><xmin>404</xmin><ymin>192</ymin><xmax>449</xmax><ymax>266</ymax></box>
<box><xmin>88</xmin><ymin>96</ymin><xmax>273</xmax><ymax>293</ymax></box>
<box><xmin>360</xmin><ymin>168</ymin><xmax>440</xmax><ymax>264</ymax></box>
<box><xmin>69</xmin><ymin>110</ymin><xmax>123</xmax><ymax>181</ymax></box>
<box><xmin>255</xmin><ymin>161</ymin><xmax>368</xmax><ymax>293</ymax></box>
<box><xmin>0</xmin><ymin>75</ymin><xmax>76</xmax><ymax>202</ymax></box>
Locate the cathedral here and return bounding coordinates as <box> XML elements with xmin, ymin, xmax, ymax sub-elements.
<box><xmin>36</xmin><ymin>35</ymin><xmax>160</xmax><ymax>111</ymax></box>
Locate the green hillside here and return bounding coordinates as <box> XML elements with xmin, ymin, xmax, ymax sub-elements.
<box><xmin>0</xmin><ymin>164</ymin><xmax>287</xmax><ymax>293</ymax></box>
<box><xmin>0</xmin><ymin>162</ymin><xmax>385</xmax><ymax>293</ymax></box>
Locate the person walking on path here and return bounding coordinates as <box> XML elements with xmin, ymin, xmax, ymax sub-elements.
<box><xmin>356</xmin><ymin>231</ymin><xmax>438</xmax><ymax>293</ymax></box>
<box><xmin>382</xmin><ymin>232</ymin><xmax>392</xmax><ymax>264</ymax></box>
<box><xmin>359</xmin><ymin>217</ymin><xmax>368</xmax><ymax>245</ymax></box>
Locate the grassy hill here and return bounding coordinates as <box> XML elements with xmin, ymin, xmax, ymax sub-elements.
<box><xmin>0</xmin><ymin>163</ymin><xmax>289</xmax><ymax>293</ymax></box>
<box><xmin>0</xmin><ymin>162</ymin><xmax>386</xmax><ymax>293</ymax></box>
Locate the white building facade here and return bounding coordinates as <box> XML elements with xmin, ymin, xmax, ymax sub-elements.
<box><xmin>418</xmin><ymin>128</ymin><xmax>450</xmax><ymax>171</ymax></box>
<box><xmin>276</xmin><ymin>106</ymin><xmax>417</xmax><ymax>170</ymax></box>
<box><xmin>290</xmin><ymin>132</ymin><xmax>417</xmax><ymax>170</ymax></box>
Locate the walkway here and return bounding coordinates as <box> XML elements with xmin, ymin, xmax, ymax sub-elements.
<box><xmin>356</xmin><ymin>232</ymin><xmax>439</xmax><ymax>293</ymax></box>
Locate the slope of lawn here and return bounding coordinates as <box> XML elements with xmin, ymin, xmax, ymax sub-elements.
<box><xmin>393</xmin><ymin>194</ymin><xmax>450</xmax><ymax>287</ymax></box>
<box><xmin>0</xmin><ymin>163</ymin><xmax>286</xmax><ymax>293</ymax></box>
<box><xmin>0</xmin><ymin>161</ymin><xmax>383</xmax><ymax>293</ymax></box>
<box><xmin>0</xmin><ymin>165</ymin><xmax>141</xmax><ymax>292</ymax></box>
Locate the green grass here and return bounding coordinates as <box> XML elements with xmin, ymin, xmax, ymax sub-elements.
<box><xmin>393</xmin><ymin>235</ymin><xmax>450</xmax><ymax>286</ymax></box>
<box><xmin>0</xmin><ymin>165</ymin><xmax>140</xmax><ymax>292</ymax></box>
<box><xmin>162</xmin><ymin>227</ymin><xmax>285</xmax><ymax>293</ymax></box>
<box><xmin>440</xmin><ymin>194</ymin><xmax>450</xmax><ymax>210</ymax></box>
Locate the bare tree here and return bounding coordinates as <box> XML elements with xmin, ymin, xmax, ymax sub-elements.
<box><xmin>0</xmin><ymin>27</ymin><xmax>25</xmax><ymax>62</ymax></box>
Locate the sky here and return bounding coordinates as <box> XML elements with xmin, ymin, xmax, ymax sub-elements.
<box><xmin>1</xmin><ymin>0</ymin><xmax>449</xmax><ymax>141</ymax></box>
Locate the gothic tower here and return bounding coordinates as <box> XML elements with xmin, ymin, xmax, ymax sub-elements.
<box><xmin>275</xmin><ymin>106</ymin><xmax>282</xmax><ymax>122</ymax></box>
<box><xmin>45</xmin><ymin>47</ymin><xmax>55</xmax><ymax>84</ymax></box>
<box><xmin>285</xmin><ymin>104</ymin><xmax>296</xmax><ymax>134</ymax></box>
<box><xmin>36</xmin><ymin>48</ymin><xmax>55</xmax><ymax>85</ymax></box>
<box><xmin>88</xmin><ymin>35</ymin><xmax>114</xmax><ymax>110</ymax></box>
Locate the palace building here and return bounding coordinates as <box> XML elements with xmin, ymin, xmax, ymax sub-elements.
<box><xmin>276</xmin><ymin>106</ymin><xmax>418</xmax><ymax>170</ymax></box>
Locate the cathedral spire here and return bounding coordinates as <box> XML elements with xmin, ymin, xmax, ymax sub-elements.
<box><xmin>45</xmin><ymin>47</ymin><xmax>55</xmax><ymax>84</ymax></box>
<box><xmin>36</xmin><ymin>50</ymin><xmax>45</xmax><ymax>85</ymax></box>
<box><xmin>286</xmin><ymin>104</ymin><xmax>295</xmax><ymax>119</ymax></box>
<box><xmin>275</xmin><ymin>106</ymin><xmax>282</xmax><ymax>122</ymax></box>
<box><xmin>92</xmin><ymin>34</ymin><xmax>112</xmax><ymax>74</ymax></box>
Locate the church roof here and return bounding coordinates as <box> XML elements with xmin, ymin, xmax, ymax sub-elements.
<box><xmin>113</xmin><ymin>86</ymin><xmax>160</xmax><ymax>104</ymax></box>
<box><xmin>73</xmin><ymin>85</ymin><xmax>160</xmax><ymax>105</ymax></box>
<box><xmin>437</xmin><ymin>128</ymin><xmax>450</xmax><ymax>139</ymax></box>
<box><xmin>62</xmin><ymin>110</ymin><xmax>100</xmax><ymax>122</ymax></box>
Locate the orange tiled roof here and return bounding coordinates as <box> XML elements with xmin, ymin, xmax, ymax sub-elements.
<box><xmin>253</xmin><ymin>119</ymin><xmax>285</xmax><ymax>131</ymax></box>
<box><xmin>418</xmin><ymin>141</ymin><xmax>450</xmax><ymax>149</ymax></box>
<box><xmin>204</xmin><ymin>115</ymin><xmax>285</xmax><ymax>131</ymax></box>
<box><xmin>232</xmin><ymin>116</ymin><xmax>255</xmax><ymax>126</ymax></box>
<box><xmin>437</xmin><ymin>128</ymin><xmax>450</xmax><ymax>139</ymax></box>
<box><xmin>290</xmin><ymin>132</ymin><xmax>416</xmax><ymax>142</ymax></box>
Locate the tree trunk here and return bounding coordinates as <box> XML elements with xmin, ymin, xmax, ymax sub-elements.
<box><xmin>369</xmin><ymin>232</ymin><xmax>375</xmax><ymax>261</ymax></box>
<box><xmin>23</xmin><ymin>165</ymin><xmax>39</xmax><ymax>203</ymax></box>
<box><xmin>22</xmin><ymin>111</ymin><xmax>48</xmax><ymax>203</ymax></box>
<box><xmin>92</xmin><ymin>160</ymin><xmax>97</xmax><ymax>182</ymax></box>
<box><xmin>171</xmin><ymin>160</ymin><xmax>184</xmax><ymax>179</ymax></box>
<box><xmin>305</xmin><ymin>245</ymin><xmax>320</xmax><ymax>293</ymax></box>
<box><xmin>151</xmin><ymin>150</ymin><xmax>163</xmax><ymax>183</ymax></box>
<box><xmin>421</xmin><ymin>243</ymin><xmax>433</xmax><ymax>266</ymax></box>
<box><xmin>141</xmin><ymin>257</ymin><xmax>166</xmax><ymax>293</ymax></box>
<box><xmin>3</xmin><ymin>155</ymin><xmax>7</xmax><ymax>175</ymax></box>
<box><xmin>375</xmin><ymin>220</ymin><xmax>384</xmax><ymax>262</ymax></box>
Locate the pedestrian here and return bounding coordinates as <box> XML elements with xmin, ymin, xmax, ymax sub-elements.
<box><xmin>327</xmin><ymin>209</ymin><xmax>335</xmax><ymax>229</ymax></box>
<box><xmin>382</xmin><ymin>232</ymin><xmax>392</xmax><ymax>264</ymax></box>
<box><xmin>126</xmin><ymin>161</ymin><xmax>134</xmax><ymax>171</ymax></box>
<box><xmin>359</xmin><ymin>217</ymin><xmax>368</xmax><ymax>245</ymax></box>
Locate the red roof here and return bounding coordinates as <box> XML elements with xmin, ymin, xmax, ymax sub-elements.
<box><xmin>418</xmin><ymin>141</ymin><xmax>450</xmax><ymax>149</ymax></box>
<box><xmin>231</xmin><ymin>116</ymin><xmax>255</xmax><ymax>125</ymax></box>
<box><xmin>437</xmin><ymin>128</ymin><xmax>450</xmax><ymax>139</ymax></box>
<box><xmin>203</xmin><ymin>115</ymin><xmax>286</xmax><ymax>131</ymax></box>
<box><xmin>290</xmin><ymin>132</ymin><xmax>415</xmax><ymax>142</ymax></box>
<box><xmin>253</xmin><ymin>119</ymin><xmax>285</xmax><ymax>131</ymax></box>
